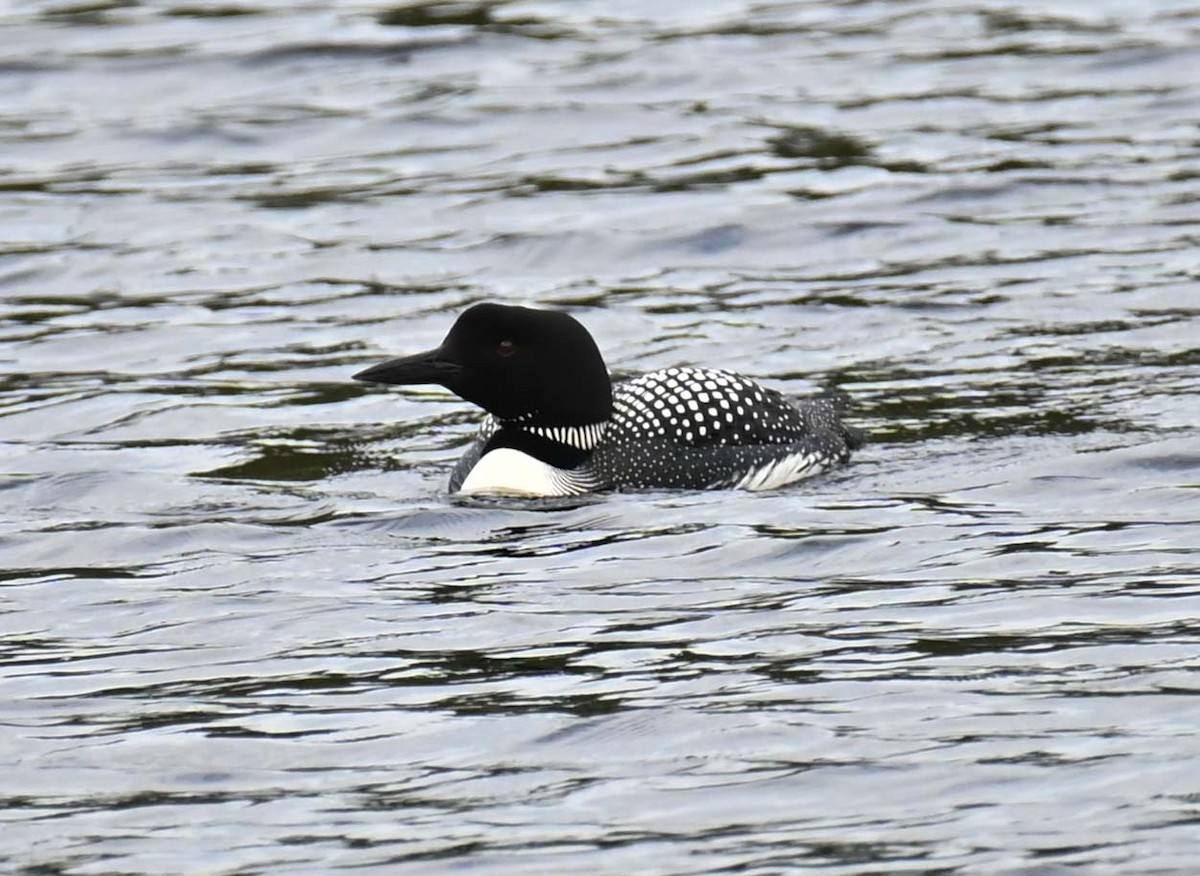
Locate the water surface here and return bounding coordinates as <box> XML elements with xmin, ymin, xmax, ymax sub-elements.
<box><xmin>3</xmin><ymin>1</ymin><xmax>1200</xmax><ymax>873</ymax></box>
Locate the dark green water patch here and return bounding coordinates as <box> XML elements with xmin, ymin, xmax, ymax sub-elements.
<box><xmin>377</xmin><ymin>1</ymin><xmax>498</xmax><ymax>28</ymax></box>
<box><xmin>162</xmin><ymin>4</ymin><xmax>262</xmax><ymax>17</ymax></box>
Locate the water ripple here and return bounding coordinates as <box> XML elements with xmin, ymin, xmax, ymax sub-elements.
<box><xmin>4</xmin><ymin>0</ymin><xmax>1200</xmax><ymax>873</ymax></box>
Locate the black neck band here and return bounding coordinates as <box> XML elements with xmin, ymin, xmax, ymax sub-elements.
<box><xmin>484</xmin><ymin>428</ymin><xmax>591</xmax><ymax>469</ymax></box>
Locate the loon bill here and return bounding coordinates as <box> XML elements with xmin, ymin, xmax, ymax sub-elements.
<box><xmin>353</xmin><ymin>302</ymin><xmax>863</xmax><ymax>497</ymax></box>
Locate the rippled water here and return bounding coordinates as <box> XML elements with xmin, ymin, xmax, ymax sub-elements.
<box><xmin>4</xmin><ymin>1</ymin><xmax>1200</xmax><ymax>873</ymax></box>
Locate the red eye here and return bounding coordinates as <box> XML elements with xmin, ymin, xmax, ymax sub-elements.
<box><xmin>497</xmin><ymin>339</ymin><xmax>515</xmax><ymax>358</ymax></box>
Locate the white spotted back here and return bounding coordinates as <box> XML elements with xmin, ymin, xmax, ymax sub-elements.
<box><xmin>608</xmin><ymin>367</ymin><xmax>809</xmax><ymax>447</ymax></box>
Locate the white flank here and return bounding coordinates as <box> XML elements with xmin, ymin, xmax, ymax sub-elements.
<box><xmin>735</xmin><ymin>451</ymin><xmax>825</xmax><ymax>491</ymax></box>
<box><xmin>458</xmin><ymin>448</ymin><xmax>585</xmax><ymax>498</ymax></box>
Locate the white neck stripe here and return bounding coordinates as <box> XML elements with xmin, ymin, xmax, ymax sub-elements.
<box><xmin>524</xmin><ymin>422</ymin><xmax>607</xmax><ymax>450</ymax></box>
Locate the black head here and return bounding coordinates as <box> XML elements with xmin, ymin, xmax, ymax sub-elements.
<box><xmin>353</xmin><ymin>303</ymin><xmax>613</xmax><ymax>425</ymax></box>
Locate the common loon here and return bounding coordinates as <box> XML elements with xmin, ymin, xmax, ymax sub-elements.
<box><xmin>353</xmin><ymin>303</ymin><xmax>862</xmax><ymax>497</ymax></box>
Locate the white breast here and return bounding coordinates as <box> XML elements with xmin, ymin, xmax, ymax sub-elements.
<box><xmin>457</xmin><ymin>448</ymin><xmax>588</xmax><ymax>498</ymax></box>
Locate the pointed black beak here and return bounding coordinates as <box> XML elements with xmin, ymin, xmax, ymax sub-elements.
<box><xmin>352</xmin><ymin>347</ymin><xmax>463</xmax><ymax>387</ymax></box>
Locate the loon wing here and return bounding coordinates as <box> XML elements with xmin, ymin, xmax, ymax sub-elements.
<box><xmin>600</xmin><ymin>367</ymin><xmax>859</xmax><ymax>491</ymax></box>
<box><xmin>590</xmin><ymin>435</ymin><xmax>850</xmax><ymax>492</ymax></box>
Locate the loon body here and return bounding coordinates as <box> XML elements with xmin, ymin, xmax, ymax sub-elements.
<box><xmin>353</xmin><ymin>303</ymin><xmax>861</xmax><ymax>497</ymax></box>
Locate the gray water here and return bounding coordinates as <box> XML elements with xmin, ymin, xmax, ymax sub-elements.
<box><xmin>3</xmin><ymin>1</ymin><xmax>1200</xmax><ymax>873</ymax></box>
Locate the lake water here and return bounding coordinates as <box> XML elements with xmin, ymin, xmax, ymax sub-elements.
<box><xmin>3</xmin><ymin>1</ymin><xmax>1200</xmax><ymax>873</ymax></box>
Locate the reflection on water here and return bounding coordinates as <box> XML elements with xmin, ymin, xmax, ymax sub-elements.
<box><xmin>3</xmin><ymin>1</ymin><xmax>1200</xmax><ymax>874</ymax></box>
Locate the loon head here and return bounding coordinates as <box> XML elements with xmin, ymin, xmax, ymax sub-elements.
<box><xmin>353</xmin><ymin>303</ymin><xmax>613</xmax><ymax>426</ymax></box>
